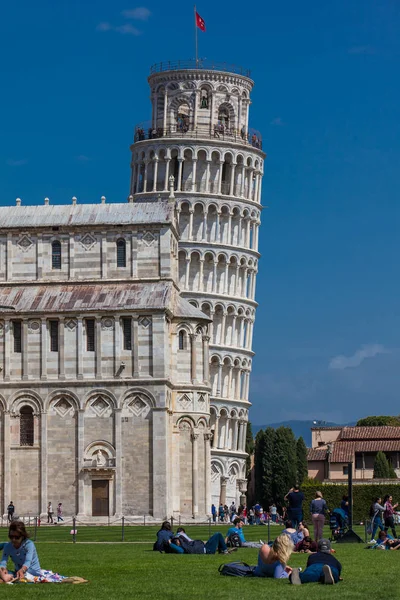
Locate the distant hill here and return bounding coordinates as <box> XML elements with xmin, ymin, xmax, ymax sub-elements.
<box><xmin>252</xmin><ymin>420</ymin><xmax>355</xmax><ymax>447</ymax></box>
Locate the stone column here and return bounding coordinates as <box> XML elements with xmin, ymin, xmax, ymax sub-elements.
<box><xmin>233</xmin><ymin>419</ymin><xmax>239</xmax><ymax>451</ymax></box>
<box><xmin>205</xmin><ymin>161</ymin><xmax>211</xmax><ymax>193</ymax></box>
<box><xmin>36</xmin><ymin>233</ymin><xmax>42</xmax><ymax>279</ymax></box>
<box><xmin>188</xmin><ymin>208</ymin><xmax>194</xmax><ymax>239</ymax></box>
<box><xmin>152</xmin><ymin>408</ymin><xmax>170</xmax><ymax>518</ymax></box>
<box><xmin>136</xmin><ymin>162</ymin><xmax>141</xmax><ymax>192</ymax></box>
<box><xmin>77</xmin><ymin>317</ymin><xmax>83</xmax><ymax>379</ymax></box>
<box><xmin>133</xmin><ymin>316</ymin><xmax>139</xmax><ymax>377</ymax></box>
<box><xmin>77</xmin><ymin>409</ymin><xmax>85</xmax><ymax>515</ymax></box>
<box><xmin>219</xmin><ymin>476</ymin><xmax>228</xmax><ymax>506</ymax></box>
<box><xmin>189</xmin><ymin>333</ymin><xmax>197</xmax><ymax>384</ymax></box>
<box><xmin>59</xmin><ymin>318</ymin><xmax>65</xmax><ymax>379</ymax></box>
<box><xmin>100</xmin><ymin>232</ymin><xmax>107</xmax><ymax>279</ymax></box>
<box><xmin>220</xmin><ymin>312</ymin><xmax>226</xmax><ymax>346</ymax></box>
<box><xmin>163</xmin><ymin>90</ymin><xmax>168</xmax><ymax>130</ymax></box>
<box><xmin>22</xmin><ymin>319</ymin><xmax>28</xmax><ymax>380</ymax></box>
<box><xmin>217</xmin><ymin>162</ymin><xmax>223</xmax><ymax>195</ymax></box>
<box><xmin>214</xmin><ymin>210</ymin><xmax>220</xmax><ymax>243</ymax></box>
<box><xmin>213</xmin><ymin>261</ymin><xmax>218</xmax><ymax>294</ymax></box>
<box><xmin>242</xmin><ymin>268</ymin><xmax>248</xmax><ymax>297</ymax></box>
<box><xmin>231</xmin><ymin>315</ymin><xmax>237</xmax><ymax>346</ymax></box>
<box><xmin>228</xmin><ymin>212</ymin><xmax>232</xmax><ymax>245</ymax></box>
<box><xmin>229</xmin><ymin>162</ymin><xmax>236</xmax><ymax>195</ymax></box>
<box><xmin>6</xmin><ymin>233</ymin><xmax>12</xmax><ymax>281</ymax></box>
<box><xmin>96</xmin><ymin>317</ymin><xmax>102</xmax><ymax>379</ymax></box>
<box><xmin>191</xmin><ymin>431</ymin><xmax>199</xmax><ymax>517</ymax></box>
<box><xmin>224</xmin><ymin>417</ymin><xmax>231</xmax><ymax>449</ymax></box>
<box><xmin>192</xmin><ymin>159</ymin><xmax>197</xmax><ymax>192</ymax></box>
<box><xmin>227</xmin><ymin>366</ymin><xmax>233</xmax><ymax>398</ymax></box>
<box><xmin>257</xmin><ymin>175</ymin><xmax>263</xmax><ymax>203</ymax></box>
<box><xmin>164</xmin><ymin>158</ymin><xmax>170</xmax><ymax>190</ymax></box>
<box><xmin>177</xmin><ymin>159</ymin><xmax>183</xmax><ymax>191</ymax></box>
<box><xmin>238</xmin><ymin>479</ymin><xmax>248</xmax><ymax>506</ymax></box>
<box><xmin>240</xmin><ymin>165</ymin><xmax>246</xmax><ymax>197</ymax></box>
<box><xmin>216</xmin><ymin>363</ymin><xmax>222</xmax><ymax>396</ymax></box>
<box><xmin>202</xmin><ymin>335</ymin><xmax>210</xmax><ymax>383</ymax></box>
<box><xmin>4</xmin><ymin>319</ymin><xmax>10</xmax><ymax>381</ymax></box>
<box><xmin>202</xmin><ymin>211</ymin><xmax>207</xmax><ymax>240</ymax></box>
<box><xmin>199</xmin><ymin>259</ymin><xmax>204</xmax><ymax>292</ymax></box>
<box><xmin>114</xmin><ymin>408</ymin><xmax>122</xmax><ymax>516</ymax></box>
<box><xmin>235</xmin><ymin>265</ymin><xmax>241</xmax><ymax>296</ymax></box>
<box><xmin>246</xmin><ymin>219</ymin><xmax>251</xmax><ymax>248</ymax></box>
<box><xmin>235</xmin><ymin>369</ymin><xmax>241</xmax><ymax>400</ymax></box>
<box><xmin>114</xmin><ymin>317</ymin><xmax>120</xmax><ymax>377</ymax></box>
<box><xmin>3</xmin><ymin>411</ymin><xmax>10</xmax><ymax>513</ymax></box>
<box><xmin>212</xmin><ymin>416</ymin><xmax>220</xmax><ymax>449</ymax></box>
<box><xmin>238</xmin><ymin>317</ymin><xmax>244</xmax><ymax>348</ymax></box>
<box><xmin>40</xmin><ymin>318</ymin><xmax>47</xmax><ymax>380</ymax></box>
<box><xmin>143</xmin><ymin>160</ymin><xmax>149</xmax><ymax>192</ymax></box>
<box><xmin>185</xmin><ymin>257</ymin><xmax>190</xmax><ymax>289</ymax></box>
<box><xmin>152</xmin><ymin>159</ymin><xmax>158</xmax><ymax>192</ymax></box>
<box><xmin>204</xmin><ymin>433</ymin><xmax>212</xmax><ymax>515</ymax></box>
<box><xmin>224</xmin><ymin>263</ymin><xmax>229</xmax><ymax>294</ymax></box>
<box><xmin>245</xmin><ymin>319</ymin><xmax>251</xmax><ymax>349</ymax></box>
<box><xmin>238</xmin><ymin>421</ymin><xmax>244</xmax><ymax>451</ymax></box>
<box><xmin>40</xmin><ymin>412</ymin><xmax>48</xmax><ymax>515</ymax></box>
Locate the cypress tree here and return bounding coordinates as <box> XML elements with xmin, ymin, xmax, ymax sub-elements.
<box><xmin>263</xmin><ymin>427</ymin><xmax>276</xmax><ymax>508</ymax></box>
<box><xmin>373</xmin><ymin>451</ymin><xmax>390</xmax><ymax>478</ymax></box>
<box><xmin>254</xmin><ymin>430</ymin><xmax>268</xmax><ymax>506</ymax></box>
<box><xmin>272</xmin><ymin>426</ymin><xmax>297</xmax><ymax>507</ymax></box>
<box><xmin>296</xmin><ymin>436</ymin><xmax>308</xmax><ymax>486</ymax></box>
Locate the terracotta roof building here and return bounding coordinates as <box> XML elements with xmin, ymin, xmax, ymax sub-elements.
<box><xmin>307</xmin><ymin>426</ymin><xmax>400</xmax><ymax>482</ymax></box>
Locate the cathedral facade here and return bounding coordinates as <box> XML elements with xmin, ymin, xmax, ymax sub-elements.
<box><xmin>0</xmin><ymin>60</ymin><xmax>263</xmax><ymax>519</ymax></box>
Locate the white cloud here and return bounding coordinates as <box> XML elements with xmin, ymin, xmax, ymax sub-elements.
<box><xmin>96</xmin><ymin>21</ymin><xmax>141</xmax><ymax>35</ymax></box>
<box><xmin>96</xmin><ymin>22</ymin><xmax>112</xmax><ymax>31</ymax></box>
<box><xmin>329</xmin><ymin>344</ymin><xmax>388</xmax><ymax>370</ymax></box>
<box><xmin>6</xmin><ymin>159</ymin><xmax>28</xmax><ymax>167</ymax></box>
<box><xmin>121</xmin><ymin>7</ymin><xmax>151</xmax><ymax>20</ymax></box>
<box><xmin>270</xmin><ymin>117</ymin><xmax>284</xmax><ymax>126</ymax></box>
<box><xmin>114</xmin><ymin>23</ymin><xmax>141</xmax><ymax>35</ymax></box>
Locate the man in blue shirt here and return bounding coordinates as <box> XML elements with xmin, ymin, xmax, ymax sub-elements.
<box><xmin>226</xmin><ymin>518</ymin><xmax>263</xmax><ymax>548</ymax></box>
<box><xmin>285</xmin><ymin>485</ymin><xmax>304</xmax><ymax>528</ymax></box>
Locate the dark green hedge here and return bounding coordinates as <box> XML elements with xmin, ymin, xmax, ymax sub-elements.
<box><xmin>301</xmin><ymin>482</ymin><xmax>400</xmax><ymax>523</ymax></box>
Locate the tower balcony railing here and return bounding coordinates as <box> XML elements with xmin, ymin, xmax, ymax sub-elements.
<box><xmin>149</xmin><ymin>60</ymin><xmax>251</xmax><ymax>78</ymax></box>
<box><xmin>136</xmin><ymin>179</ymin><xmax>254</xmax><ymax>199</ymax></box>
<box><xmin>133</xmin><ymin>123</ymin><xmax>262</xmax><ymax>150</ymax></box>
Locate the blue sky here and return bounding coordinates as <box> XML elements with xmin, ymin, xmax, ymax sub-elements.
<box><xmin>1</xmin><ymin>1</ymin><xmax>399</xmax><ymax>426</ymax></box>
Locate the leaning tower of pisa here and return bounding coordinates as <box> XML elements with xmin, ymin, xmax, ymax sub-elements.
<box><xmin>130</xmin><ymin>60</ymin><xmax>264</xmax><ymax>511</ymax></box>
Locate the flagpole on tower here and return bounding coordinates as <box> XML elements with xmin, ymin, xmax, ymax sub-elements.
<box><xmin>194</xmin><ymin>5</ymin><xmax>199</xmax><ymax>68</ymax></box>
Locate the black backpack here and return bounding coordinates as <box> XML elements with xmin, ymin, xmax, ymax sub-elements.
<box><xmin>227</xmin><ymin>532</ymin><xmax>242</xmax><ymax>548</ymax></box>
<box><xmin>219</xmin><ymin>562</ymin><xmax>255</xmax><ymax>577</ymax></box>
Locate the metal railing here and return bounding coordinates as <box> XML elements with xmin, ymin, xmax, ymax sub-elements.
<box><xmin>149</xmin><ymin>60</ymin><xmax>251</xmax><ymax>78</ymax></box>
<box><xmin>133</xmin><ymin>125</ymin><xmax>263</xmax><ymax>150</ymax></box>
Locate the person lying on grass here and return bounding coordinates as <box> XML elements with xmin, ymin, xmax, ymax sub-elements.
<box><xmin>154</xmin><ymin>521</ymin><xmax>175</xmax><ymax>552</ymax></box>
<box><xmin>282</xmin><ymin>520</ymin><xmax>307</xmax><ymax>545</ymax></box>
<box><xmin>289</xmin><ymin>538</ymin><xmax>342</xmax><ymax>585</ymax></box>
<box><xmin>168</xmin><ymin>532</ymin><xmax>236</xmax><ymax>555</ymax></box>
<box><xmin>226</xmin><ymin>518</ymin><xmax>263</xmax><ymax>548</ymax></box>
<box><xmin>253</xmin><ymin>534</ymin><xmax>294</xmax><ymax>578</ymax></box>
<box><xmin>0</xmin><ymin>521</ymin><xmax>41</xmax><ymax>582</ymax></box>
<box><xmin>374</xmin><ymin>531</ymin><xmax>400</xmax><ymax>550</ymax></box>
<box><xmin>294</xmin><ymin>535</ymin><xmax>317</xmax><ymax>553</ymax></box>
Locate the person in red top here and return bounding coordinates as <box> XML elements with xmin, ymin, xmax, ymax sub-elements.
<box><xmin>383</xmin><ymin>495</ymin><xmax>398</xmax><ymax>538</ymax></box>
<box><xmin>294</xmin><ymin>536</ymin><xmax>318</xmax><ymax>553</ymax></box>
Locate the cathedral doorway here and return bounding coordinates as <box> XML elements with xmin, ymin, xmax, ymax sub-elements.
<box><xmin>92</xmin><ymin>480</ymin><xmax>109</xmax><ymax>516</ymax></box>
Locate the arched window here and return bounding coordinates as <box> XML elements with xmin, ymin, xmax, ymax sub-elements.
<box><xmin>52</xmin><ymin>240</ymin><xmax>61</xmax><ymax>270</ymax></box>
<box><xmin>116</xmin><ymin>239</ymin><xmax>126</xmax><ymax>268</ymax></box>
<box><xmin>20</xmin><ymin>405</ymin><xmax>34</xmax><ymax>446</ymax></box>
<box><xmin>178</xmin><ymin>330</ymin><xmax>186</xmax><ymax>350</ymax></box>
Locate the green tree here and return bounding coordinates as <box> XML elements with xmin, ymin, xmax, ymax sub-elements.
<box><xmin>263</xmin><ymin>427</ymin><xmax>276</xmax><ymax>508</ymax></box>
<box><xmin>272</xmin><ymin>426</ymin><xmax>297</xmax><ymax>508</ymax></box>
<box><xmin>245</xmin><ymin>421</ymin><xmax>254</xmax><ymax>476</ymax></box>
<box><xmin>356</xmin><ymin>416</ymin><xmax>400</xmax><ymax>427</ymax></box>
<box><xmin>254</xmin><ymin>430</ymin><xmax>268</xmax><ymax>506</ymax></box>
<box><xmin>373</xmin><ymin>451</ymin><xmax>390</xmax><ymax>478</ymax></box>
<box><xmin>296</xmin><ymin>436</ymin><xmax>308</xmax><ymax>486</ymax></box>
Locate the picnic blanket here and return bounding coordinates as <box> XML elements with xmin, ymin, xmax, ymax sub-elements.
<box><xmin>2</xmin><ymin>570</ymin><xmax>88</xmax><ymax>584</ymax></box>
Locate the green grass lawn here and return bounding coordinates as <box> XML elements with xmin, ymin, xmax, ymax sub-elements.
<box><xmin>0</xmin><ymin>525</ymin><xmax>398</xmax><ymax>599</ymax></box>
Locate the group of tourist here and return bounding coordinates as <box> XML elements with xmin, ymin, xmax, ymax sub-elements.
<box><xmin>154</xmin><ymin>517</ymin><xmax>342</xmax><ymax>585</ymax></box>
<box><xmin>369</xmin><ymin>495</ymin><xmax>398</xmax><ymax>543</ymax></box>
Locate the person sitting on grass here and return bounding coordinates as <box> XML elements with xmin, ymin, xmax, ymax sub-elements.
<box><xmin>169</xmin><ymin>532</ymin><xmax>235</xmax><ymax>555</ymax></box>
<box><xmin>282</xmin><ymin>520</ymin><xmax>306</xmax><ymax>545</ymax></box>
<box><xmin>294</xmin><ymin>535</ymin><xmax>317</xmax><ymax>553</ymax></box>
<box><xmin>289</xmin><ymin>538</ymin><xmax>342</xmax><ymax>585</ymax></box>
<box><xmin>153</xmin><ymin>521</ymin><xmax>174</xmax><ymax>552</ymax></box>
<box><xmin>0</xmin><ymin>521</ymin><xmax>41</xmax><ymax>582</ymax></box>
<box><xmin>226</xmin><ymin>518</ymin><xmax>263</xmax><ymax>548</ymax></box>
<box><xmin>254</xmin><ymin>534</ymin><xmax>294</xmax><ymax>578</ymax></box>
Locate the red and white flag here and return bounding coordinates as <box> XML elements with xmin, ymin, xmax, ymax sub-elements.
<box><xmin>195</xmin><ymin>11</ymin><xmax>206</xmax><ymax>32</ymax></box>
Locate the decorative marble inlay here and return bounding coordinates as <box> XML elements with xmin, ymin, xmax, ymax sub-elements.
<box><xmin>127</xmin><ymin>396</ymin><xmax>150</xmax><ymax>418</ymax></box>
<box><xmin>80</xmin><ymin>233</ymin><xmax>96</xmax><ymax>250</ymax></box>
<box><xmin>53</xmin><ymin>397</ymin><xmax>74</xmax><ymax>417</ymax></box>
<box><xmin>101</xmin><ymin>317</ymin><xmax>114</xmax><ymax>330</ymax></box>
<box><xmin>17</xmin><ymin>235</ymin><xmax>33</xmax><ymax>252</ymax></box>
<box><xmin>178</xmin><ymin>394</ymin><xmax>191</xmax><ymax>409</ymax></box>
<box><xmin>139</xmin><ymin>316</ymin><xmax>151</xmax><ymax>329</ymax></box>
<box><xmin>28</xmin><ymin>320</ymin><xmax>40</xmax><ymax>333</ymax></box>
<box><xmin>91</xmin><ymin>396</ymin><xmax>110</xmax><ymax>417</ymax></box>
<box><xmin>142</xmin><ymin>231</ymin><xmax>155</xmax><ymax>246</ymax></box>
<box><xmin>65</xmin><ymin>318</ymin><xmax>77</xmax><ymax>331</ymax></box>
